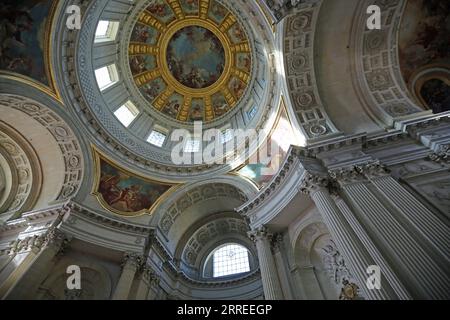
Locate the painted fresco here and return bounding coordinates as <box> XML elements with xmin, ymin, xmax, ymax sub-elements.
<box><xmin>162</xmin><ymin>92</ymin><xmax>184</xmax><ymax>119</ymax></box>
<box><xmin>180</xmin><ymin>0</ymin><xmax>199</xmax><ymax>16</ymax></box>
<box><xmin>236</xmin><ymin>53</ymin><xmax>251</xmax><ymax>73</ymax></box>
<box><xmin>399</xmin><ymin>0</ymin><xmax>450</xmax><ymax>84</ymax></box>
<box><xmin>166</xmin><ymin>26</ymin><xmax>225</xmax><ymax>89</ymax></box>
<box><xmin>0</xmin><ymin>0</ymin><xmax>53</xmax><ymax>85</ymax></box>
<box><xmin>130</xmin><ymin>23</ymin><xmax>159</xmax><ymax>45</ymax></box>
<box><xmin>130</xmin><ymin>55</ymin><xmax>157</xmax><ymax>75</ymax></box>
<box><xmin>208</xmin><ymin>0</ymin><xmax>228</xmax><ymax>25</ymax></box>
<box><xmin>211</xmin><ymin>92</ymin><xmax>230</xmax><ymax>117</ymax></box>
<box><xmin>128</xmin><ymin>0</ymin><xmax>251</xmax><ymax>123</ymax></box>
<box><xmin>146</xmin><ymin>0</ymin><xmax>175</xmax><ymax>24</ymax></box>
<box><xmin>98</xmin><ymin>159</ymin><xmax>171</xmax><ymax>214</ymax></box>
<box><xmin>228</xmin><ymin>23</ymin><xmax>246</xmax><ymax>44</ymax></box>
<box><xmin>237</xmin><ymin>107</ymin><xmax>295</xmax><ymax>189</ymax></box>
<box><xmin>420</xmin><ymin>79</ymin><xmax>450</xmax><ymax>113</ymax></box>
<box><xmin>190</xmin><ymin>98</ymin><xmax>205</xmax><ymax>121</ymax></box>
<box><xmin>229</xmin><ymin>77</ymin><xmax>246</xmax><ymax>99</ymax></box>
<box><xmin>139</xmin><ymin>77</ymin><xmax>167</xmax><ymax>102</ymax></box>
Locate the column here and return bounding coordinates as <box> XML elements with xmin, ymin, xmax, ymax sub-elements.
<box><xmin>359</xmin><ymin>161</ymin><xmax>450</xmax><ymax>261</ymax></box>
<box><xmin>135</xmin><ymin>264</ymin><xmax>159</xmax><ymax>300</ymax></box>
<box><xmin>334</xmin><ymin>194</ymin><xmax>412</xmax><ymax>299</ymax></box>
<box><xmin>272</xmin><ymin>235</ymin><xmax>294</xmax><ymax>299</ymax></box>
<box><xmin>112</xmin><ymin>252</ymin><xmax>143</xmax><ymax>300</ymax></box>
<box><xmin>248</xmin><ymin>226</ymin><xmax>284</xmax><ymax>300</ymax></box>
<box><xmin>146</xmin><ymin>272</ymin><xmax>160</xmax><ymax>300</ymax></box>
<box><xmin>289</xmin><ymin>265</ymin><xmax>308</xmax><ymax>299</ymax></box>
<box><xmin>299</xmin><ymin>172</ymin><xmax>402</xmax><ymax>300</ymax></box>
<box><xmin>3</xmin><ymin>228</ymin><xmax>69</xmax><ymax>300</ymax></box>
<box><xmin>331</xmin><ymin>166</ymin><xmax>450</xmax><ymax>299</ymax></box>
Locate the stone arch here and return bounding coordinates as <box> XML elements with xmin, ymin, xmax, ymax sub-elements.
<box><xmin>0</xmin><ymin>78</ymin><xmax>87</xmax><ymax>215</ymax></box>
<box><xmin>349</xmin><ymin>0</ymin><xmax>428</xmax><ymax>126</ymax></box>
<box><xmin>172</xmin><ymin>212</ymin><xmax>257</xmax><ymax>280</ymax></box>
<box><xmin>151</xmin><ymin>176</ymin><xmax>257</xmax><ymax>249</ymax></box>
<box><xmin>0</xmin><ymin>121</ymin><xmax>42</xmax><ymax>219</ymax></box>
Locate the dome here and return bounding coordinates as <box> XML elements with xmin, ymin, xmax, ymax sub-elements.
<box><xmin>55</xmin><ymin>0</ymin><xmax>278</xmax><ymax>181</ymax></box>
<box><xmin>128</xmin><ymin>1</ymin><xmax>253</xmax><ymax>124</ymax></box>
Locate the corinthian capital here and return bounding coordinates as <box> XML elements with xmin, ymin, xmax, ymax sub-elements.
<box><xmin>248</xmin><ymin>226</ymin><xmax>273</xmax><ymax>242</ymax></box>
<box><xmin>427</xmin><ymin>145</ymin><xmax>450</xmax><ymax>165</ymax></box>
<box><xmin>328</xmin><ymin>167</ymin><xmax>364</xmax><ymax>186</ymax></box>
<box><xmin>355</xmin><ymin>161</ymin><xmax>390</xmax><ymax>180</ymax></box>
<box><xmin>271</xmin><ymin>234</ymin><xmax>284</xmax><ymax>251</ymax></box>
<box><xmin>122</xmin><ymin>252</ymin><xmax>144</xmax><ymax>271</ymax></box>
<box><xmin>298</xmin><ymin>172</ymin><xmax>329</xmax><ymax>195</ymax></box>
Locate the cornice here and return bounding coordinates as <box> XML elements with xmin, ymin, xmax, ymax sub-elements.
<box><xmin>67</xmin><ymin>202</ymin><xmax>153</xmax><ymax>234</ymax></box>
<box><xmin>162</xmin><ymin>261</ymin><xmax>261</xmax><ymax>288</ymax></box>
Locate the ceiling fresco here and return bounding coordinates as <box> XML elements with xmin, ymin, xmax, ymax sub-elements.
<box><xmin>0</xmin><ymin>0</ymin><xmax>59</xmax><ymax>96</ymax></box>
<box><xmin>128</xmin><ymin>0</ymin><xmax>252</xmax><ymax>123</ymax></box>
<box><xmin>93</xmin><ymin>152</ymin><xmax>174</xmax><ymax>217</ymax></box>
<box><xmin>398</xmin><ymin>0</ymin><xmax>450</xmax><ymax>85</ymax></box>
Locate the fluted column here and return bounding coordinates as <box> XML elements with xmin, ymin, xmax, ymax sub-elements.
<box><xmin>248</xmin><ymin>227</ymin><xmax>283</xmax><ymax>300</ymax></box>
<box><xmin>331</xmin><ymin>166</ymin><xmax>450</xmax><ymax>299</ymax></box>
<box><xmin>299</xmin><ymin>172</ymin><xmax>400</xmax><ymax>300</ymax></box>
<box><xmin>112</xmin><ymin>252</ymin><xmax>143</xmax><ymax>300</ymax></box>
<box><xmin>358</xmin><ymin>161</ymin><xmax>450</xmax><ymax>262</ymax></box>
<box><xmin>147</xmin><ymin>272</ymin><xmax>160</xmax><ymax>300</ymax></box>
<box><xmin>272</xmin><ymin>235</ymin><xmax>294</xmax><ymax>299</ymax></box>
<box><xmin>3</xmin><ymin>228</ymin><xmax>69</xmax><ymax>300</ymax></box>
<box><xmin>135</xmin><ymin>264</ymin><xmax>159</xmax><ymax>300</ymax></box>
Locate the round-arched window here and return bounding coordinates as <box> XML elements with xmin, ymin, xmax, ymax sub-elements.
<box><xmin>207</xmin><ymin>243</ymin><xmax>251</xmax><ymax>278</ymax></box>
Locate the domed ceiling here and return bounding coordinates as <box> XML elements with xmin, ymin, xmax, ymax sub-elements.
<box><xmin>128</xmin><ymin>0</ymin><xmax>252</xmax><ymax>123</ymax></box>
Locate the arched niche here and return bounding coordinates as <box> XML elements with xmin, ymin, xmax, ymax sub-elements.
<box><xmin>293</xmin><ymin>221</ymin><xmax>360</xmax><ymax>300</ymax></box>
<box><xmin>36</xmin><ymin>260</ymin><xmax>113</xmax><ymax>300</ymax></box>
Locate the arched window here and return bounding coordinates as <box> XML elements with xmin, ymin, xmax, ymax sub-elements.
<box><xmin>211</xmin><ymin>243</ymin><xmax>250</xmax><ymax>278</ymax></box>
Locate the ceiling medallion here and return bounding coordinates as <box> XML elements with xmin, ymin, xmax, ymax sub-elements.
<box><xmin>129</xmin><ymin>0</ymin><xmax>252</xmax><ymax>123</ymax></box>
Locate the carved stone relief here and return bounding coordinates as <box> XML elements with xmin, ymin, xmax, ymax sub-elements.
<box><xmin>283</xmin><ymin>4</ymin><xmax>337</xmax><ymax>139</ymax></box>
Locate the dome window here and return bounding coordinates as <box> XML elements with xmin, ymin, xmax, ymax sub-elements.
<box><xmin>114</xmin><ymin>101</ymin><xmax>139</xmax><ymax>127</ymax></box>
<box><xmin>147</xmin><ymin>130</ymin><xmax>167</xmax><ymax>147</ymax></box>
<box><xmin>95</xmin><ymin>20</ymin><xmax>119</xmax><ymax>43</ymax></box>
<box><xmin>95</xmin><ymin>64</ymin><xmax>118</xmax><ymax>91</ymax></box>
<box><xmin>184</xmin><ymin>139</ymin><xmax>201</xmax><ymax>153</ymax></box>
<box><xmin>220</xmin><ymin>128</ymin><xmax>234</xmax><ymax>144</ymax></box>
